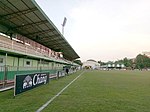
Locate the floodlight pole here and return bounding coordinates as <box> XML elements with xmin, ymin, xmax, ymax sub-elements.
<box><xmin>62</xmin><ymin>17</ymin><xmax>67</xmax><ymax>36</ymax></box>
<box><xmin>62</xmin><ymin>25</ymin><xmax>64</xmax><ymax>35</ymax></box>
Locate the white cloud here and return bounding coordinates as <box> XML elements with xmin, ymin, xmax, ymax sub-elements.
<box><xmin>36</xmin><ymin>0</ymin><xmax>150</xmax><ymax>62</ymax></box>
<box><xmin>68</xmin><ymin>0</ymin><xmax>150</xmax><ymax>61</ymax></box>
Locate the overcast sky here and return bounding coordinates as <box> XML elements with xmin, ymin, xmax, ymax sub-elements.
<box><xmin>36</xmin><ymin>0</ymin><xmax>150</xmax><ymax>62</ymax></box>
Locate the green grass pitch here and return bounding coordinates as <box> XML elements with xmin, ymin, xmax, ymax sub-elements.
<box><xmin>0</xmin><ymin>70</ymin><xmax>150</xmax><ymax>112</ymax></box>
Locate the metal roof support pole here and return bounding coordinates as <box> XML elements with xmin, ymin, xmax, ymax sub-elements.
<box><xmin>40</xmin><ymin>59</ymin><xmax>42</xmax><ymax>72</ymax></box>
<box><xmin>3</xmin><ymin>53</ymin><xmax>8</xmax><ymax>88</ymax></box>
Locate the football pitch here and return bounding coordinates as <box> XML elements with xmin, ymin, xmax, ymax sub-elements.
<box><xmin>1</xmin><ymin>70</ymin><xmax>150</xmax><ymax>112</ymax></box>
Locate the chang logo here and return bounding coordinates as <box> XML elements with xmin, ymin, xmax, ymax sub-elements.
<box><xmin>33</xmin><ymin>74</ymin><xmax>47</xmax><ymax>86</ymax></box>
<box><xmin>23</xmin><ymin>75</ymin><xmax>32</xmax><ymax>89</ymax></box>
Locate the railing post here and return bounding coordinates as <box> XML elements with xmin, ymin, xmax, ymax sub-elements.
<box><xmin>12</xmin><ymin>41</ymin><xmax>14</xmax><ymax>50</ymax></box>
<box><xmin>3</xmin><ymin>53</ymin><xmax>8</xmax><ymax>88</ymax></box>
<box><xmin>57</xmin><ymin>71</ymin><xmax>59</xmax><ymax>79</ymax></box>
<box><xmin>3</xmin><ymin>65</ymin><xmax>8</xmax><ymax>88</ymax></box>
<box><xmin>40</xmin><ymin>66</ymin><xmax>42</xmax><ymax>72</ymax></box>
<box><xmin>40</xmin><ymin>59</ymin><xmax>42</xmax><ymax>72</ymax></box>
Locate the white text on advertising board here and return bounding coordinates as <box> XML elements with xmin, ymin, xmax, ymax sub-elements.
<box><xmin>33</xmin><ymin>74</ymin><xmax>47</xmax><ymax>85</ymax></box>
<box><xmin>23</xmin><ymin>73</ymin><xmax>47</xmax><ymax>89</ymax></box>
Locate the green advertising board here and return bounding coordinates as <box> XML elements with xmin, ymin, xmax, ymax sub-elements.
<box><xmin>14</xmin><ymin>72</ymin><xmax>49</xmax><ymax>96</ymax></box>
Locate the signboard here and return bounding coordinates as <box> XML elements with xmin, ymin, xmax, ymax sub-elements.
<box><xmin>14</xmin><ymin>72</ymin><xmax>49</xmax><ymax>96</ymax></box>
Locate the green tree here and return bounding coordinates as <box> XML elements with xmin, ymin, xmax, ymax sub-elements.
<box><xmin>115</xmin><ymin>57</ymin><xmax>133</xmax><ymax>69</ymax></box>
<box><xmin>135</xmin><ymin>54</ymin><xmax>150</xmax><ymax>69</ymax></box>
<box><xmin>98</xmin><ymin>60</ymin><xmax>106</xmax><ymax>65</ymax></box>
<box><xmin>123</xmin><ymin>57</ymin><xmax>132</xmax><ymax>67</ymax></box>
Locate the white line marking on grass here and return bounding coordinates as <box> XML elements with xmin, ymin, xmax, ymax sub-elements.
<box><xmin>36</xmin><ymin>71</ymin><xmax>84</xmax><ymax>112</ymax></box>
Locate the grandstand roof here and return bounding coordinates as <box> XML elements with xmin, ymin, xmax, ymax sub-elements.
<box><xmin>0</xmin><ymin>0</ymin><xmax>79</xmax><ymax>61</ymax></box>
<box><xmin>87</xmin><ymin>59</ymin><xmax>97</xmax><ymax>62</ymax></box>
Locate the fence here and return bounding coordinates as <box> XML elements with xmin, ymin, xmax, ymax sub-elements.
<box><xmin>0</xmin><ymin>65</ymin><xmax>63</xmax><ymax>86</ymax></box>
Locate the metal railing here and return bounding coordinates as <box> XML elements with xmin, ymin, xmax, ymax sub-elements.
<box><xmin>0</xmin><ymin>40</ymin><xmax>46</xmax><ymax>57</ymax></box>
<box><xmin>0</xmin><ymin>38</ymin><xmax>68</xmax><ymax>63</ymax></box>
<box><xmin>0</xmin><ymin>65</ymin><xmax>64</xmax><ymax>87</ymax></box>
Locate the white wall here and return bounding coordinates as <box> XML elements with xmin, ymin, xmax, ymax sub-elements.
<box><xmin>82</xmin><ymin>61</ymin><xmax>100</xmax><ymax>69</ymax></box>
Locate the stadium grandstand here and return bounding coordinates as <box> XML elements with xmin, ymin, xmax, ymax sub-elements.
<box><xmin>0</xmin><ymin>0</ymin><xmax>80</xmax><ymax>89</ymax></box>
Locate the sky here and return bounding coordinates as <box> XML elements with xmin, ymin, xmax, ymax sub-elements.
<box><xmin>36</xmin><ymin>0</ymin><xmax>150</xmax><ymax>62</ymax></box>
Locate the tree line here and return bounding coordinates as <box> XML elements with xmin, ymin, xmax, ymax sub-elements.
<box><xmin>98</xmin><ymin>54</ymin><xmax>150</xmax><ymax>70</ymax></box>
